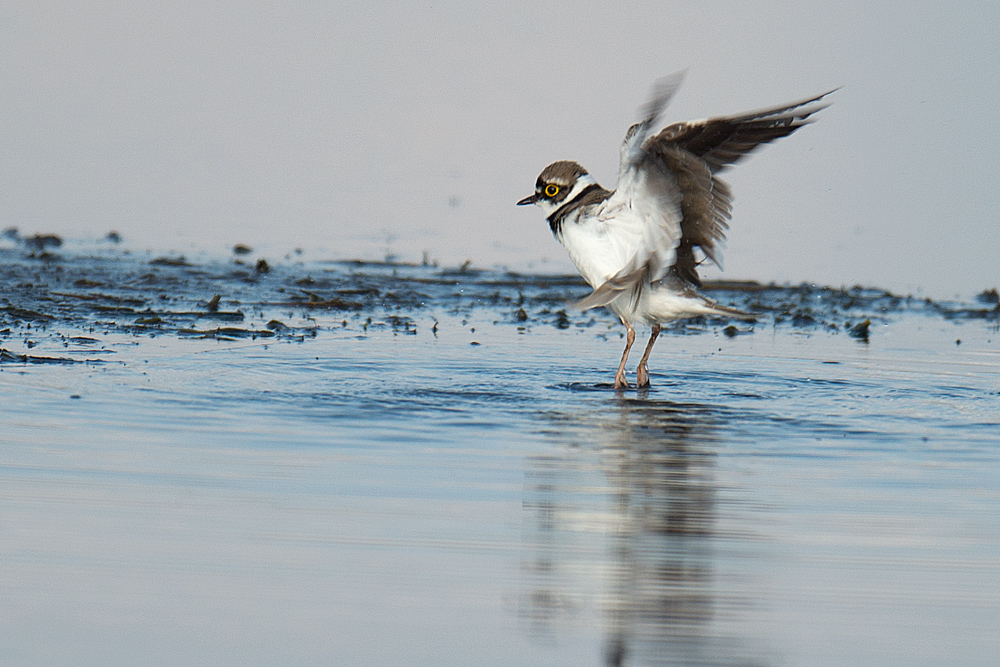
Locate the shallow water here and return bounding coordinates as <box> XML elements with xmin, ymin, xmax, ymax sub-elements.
<box><xmin>2</xmin><ymin>244</ymin><xmax>999</xmax><ymax>666</ymax></box>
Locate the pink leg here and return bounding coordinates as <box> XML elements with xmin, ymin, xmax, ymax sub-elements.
<box><xmin>635</xmin><ymin>323</ymin><xmax>661</xmax><ymax>388</ymax></box>
<box><xmin>615</xmin><ymin>318</ymin><xmax>635</xmax><ymax>389</ymax></box>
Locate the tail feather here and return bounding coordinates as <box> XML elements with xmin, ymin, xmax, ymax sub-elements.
<box><xmin>571</xmin><ymin>272</ymin><xmax>756</xmax><ymax>323</ymax></box>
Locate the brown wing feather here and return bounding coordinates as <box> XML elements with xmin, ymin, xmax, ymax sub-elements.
<box><xmin>641</xmin><ymin>89</ymin><xmax>835</xmax><ymax>285</ymax></box>
<box><xmin>643</xmin><ymin>145</ymin><xmax>732</xmax><ymax>287</ymax></box>
<box><xmin>650</xmin><ymin>89</ymin><xmax>837</xmax><ymax>173</ymax></box>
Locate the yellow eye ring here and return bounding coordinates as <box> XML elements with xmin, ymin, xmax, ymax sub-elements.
<box><xmin>544</xmin><ymin>184</ymin><xmax>560</xmax><ymax>197</ymax></box>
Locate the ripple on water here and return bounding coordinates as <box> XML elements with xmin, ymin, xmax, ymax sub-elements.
<box><xmin>1</xmin><ymin>246</ymin><xmax>999</xmax><ymax>666</ymax></box>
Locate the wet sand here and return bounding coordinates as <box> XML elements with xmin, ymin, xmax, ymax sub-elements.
<box><xmin>2</xmin><ymin>242</ymin><xmax>999</xmax><ymax>666</ymax></box>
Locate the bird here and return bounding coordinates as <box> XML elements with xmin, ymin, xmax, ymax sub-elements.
<box><xmin>517</xmin><ymin>72</ymin><xmax>834</xmax><ymax>389</ymax></box>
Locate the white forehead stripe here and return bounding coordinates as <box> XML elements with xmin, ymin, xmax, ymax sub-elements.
<box><xmin>563</xmin><ymin>173</ymin><xmax>596</xmax><ymax>195</ymax></box>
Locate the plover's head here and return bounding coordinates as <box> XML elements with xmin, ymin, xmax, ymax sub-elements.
<box><xmin>517</xmin><ymin>161</ymin><xmax>596</xmax><ymax>217</ymax></box>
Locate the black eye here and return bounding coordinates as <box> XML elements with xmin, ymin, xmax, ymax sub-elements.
<box><xmin>544</xmin><ymin>184</ymin><xmax>560</xmax><ymax>197</ymax></box>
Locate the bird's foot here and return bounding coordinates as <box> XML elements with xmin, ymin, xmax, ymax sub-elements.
<box><xmin>636</xmin><ymin>364</ymin><xmax>650</xmax><ymax>388</ymax></box>
<box><xmin>614</xmin><ymin>370</ymin><xmax>630</xmax><ymax>389</ymax></box>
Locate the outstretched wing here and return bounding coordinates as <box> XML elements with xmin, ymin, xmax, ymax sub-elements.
<box><xmin>651</xmin><ymin>89</ymin><xmax>837</xmax><ymax>173</ymax></box>
<box><xmin>574</xmin><ymin>80</ymin><xmax>835</xmax><ymax>309</ymax></box>
<box><xmin>642</xmin><ymin>88</ymin><xmax>837</xmax><ymax>286</ymax></box>
<box><xmin>618</xmin><ymin>70</ymin><xmax>687</xmax><ymax>172</ymax></box>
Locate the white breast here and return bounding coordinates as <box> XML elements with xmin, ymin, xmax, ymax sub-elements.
<box><xmin>558</xmin><ymin>177</ymin><xmax>683</xmax><ymax>288</ymax></box>
<box><xmin>558</xmin><ymin>200</ymin><xmax>640</xmax><ymax>288</ymax></box>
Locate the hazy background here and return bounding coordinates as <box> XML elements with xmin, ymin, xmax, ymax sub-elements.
<box><xmin>1</xmin><ymin>1</ymin><xmax>997</xmax><ymax>299</ymax></box>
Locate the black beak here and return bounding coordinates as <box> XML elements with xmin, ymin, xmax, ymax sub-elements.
<box><xmin>516</xmin><ymin>193</ymin><xmax>539</xmax><ymax>206</ymax></box>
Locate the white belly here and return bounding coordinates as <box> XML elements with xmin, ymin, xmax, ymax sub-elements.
<box><xmin>559</xmin><ymin>206</ymin><xmax>723</xmax><ymax>324</ymax></box>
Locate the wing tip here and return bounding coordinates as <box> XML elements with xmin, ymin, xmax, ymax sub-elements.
<box><xmin>722</xmin><ymin>86</ymin><xmax>841</xmax><ymax>124</ymax></box>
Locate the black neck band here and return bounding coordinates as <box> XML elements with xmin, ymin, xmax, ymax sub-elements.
<box><xmin>547</xmin><ymin>183</ymin><xmax>604</xmax><ymax>235</ymax></box>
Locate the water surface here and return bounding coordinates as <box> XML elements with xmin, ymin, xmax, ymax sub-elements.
<box><xmin>2</xmin><ymin>245</ymin><xmax>999</xmax><ymax>665</ymax></box>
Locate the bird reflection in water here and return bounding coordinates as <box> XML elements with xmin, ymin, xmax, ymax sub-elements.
<box><xmin>521</xmin><ymin>396</ymin><xmax>771</xmax><ymax>666</ymax></box>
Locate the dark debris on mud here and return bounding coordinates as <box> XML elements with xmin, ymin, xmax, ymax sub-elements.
<box><xmin>1</xmin><ymin>246</ymin><xmax>997</xmax><ymax>349</ymax></box>
<box><xmin>0</xmin><ymin>347</ymin><xmax>82</xmax><ymax>365</ymax></box>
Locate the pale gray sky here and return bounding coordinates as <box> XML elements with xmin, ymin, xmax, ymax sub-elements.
<box><xmin>1</xmin><ymin>1</ymin><xmax>997</xmax><ymax>298</ymax></box>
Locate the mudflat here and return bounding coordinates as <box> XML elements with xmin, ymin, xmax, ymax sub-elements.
<box><xmin>2</xmin><ymin>243</ymin><xmax>999</xmax><ymax>666</ymax></box>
